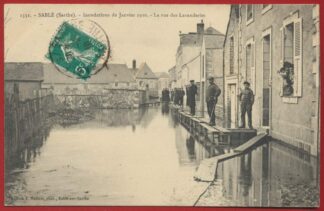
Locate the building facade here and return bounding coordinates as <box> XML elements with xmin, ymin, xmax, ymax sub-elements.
<box><xmin>42</xmin><ymin>63</ymin><xmax>137</xmax><ymax>94</ymax></box>
<box><xmin>132</xmin><ymin>62</ymin><xmax>159</xmax><ymax>98</ymax></box>
<box><xmin>223</xmin><ymin>4</ymin><xmax>320</xmax><ymax>156</ymax></box>
<box><xmin>175</xmin><ymin>20</ymin><xmax>225</xmax><ymax>119</ymax></box>
<box><xmin>155</xmin><ymin>72</ymin><xmax>170</xmax><ymax>97</ymax></box>
<box><xmin>5</xmin><ymin>62</ymin><xmax>44</xmax><ymax>101</ymax></box>
<box><xmin>168</xmin><ymin>66</ymin><xmax>177</xmax><ymax>89</ymax></box>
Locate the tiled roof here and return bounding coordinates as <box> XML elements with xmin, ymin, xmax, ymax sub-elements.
<box><xmin>179</xmin><ymin>26</ymin><xmax>224</xmax><ymax>49</ymax></box>
<box><xmin>155</xmin><ymin>72</ymin><xmax>169</xmax><ymax>78</ymax></box>
<box><xmin>43</xmin><ymin>63</ymin><xmax>135</xmax><ymax>84</ymax></box>
<box><xmin>135</xmin><ymin>63</ymin><xmax>157</xmax><ymax>79</ymax></box>
<box><xmin>205</xmin><ymin>27</ymin><xmax>223</xmax><ymax>35</ymax></box>
<box><xmin>5</xmin><ymin>62</ymin><xmax>44</xmax><ymax>81</ymax></box>
<box><xmin>180</xmin><ymin>34</ymin><xmax>203</xmax><ymax>46</ymax></box>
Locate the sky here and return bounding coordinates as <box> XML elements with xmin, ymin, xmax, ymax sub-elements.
<box><xmin>5</xmin><ymin>4</ymin><xmax>230</xmax><ymax>73</ymax></box>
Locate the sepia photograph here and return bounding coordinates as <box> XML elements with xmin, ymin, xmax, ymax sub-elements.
<box><xmin>4</xmin><ymin>3</ymin><xmax>320</xmax><ymax>207</ymax></box>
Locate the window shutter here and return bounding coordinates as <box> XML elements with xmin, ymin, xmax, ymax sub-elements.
<box><xmin>251</xmin><ymin>41</ymin><xmax>256</xmax><ymax>92</ymax></box>
<box><xmin>294</xmin><ymin>18</ymin><xmax>303</xmax><ymax>97</ymax></box>
<box><xmin>279</xmin><ymin>27</ymin><xmax>284</xmax><ymax>96</ymax></box>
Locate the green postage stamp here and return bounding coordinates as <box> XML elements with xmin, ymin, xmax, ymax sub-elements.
<box><xmin>47</xmin><ymin>21</ymin><xmax>108</xmax><ymax>80</ymax></box>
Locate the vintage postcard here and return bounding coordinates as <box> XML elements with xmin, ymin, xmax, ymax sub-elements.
<box><xmin>4</xmin><ymin>4</ymin><xmax>320</xmax><ymax>207</ymax></box>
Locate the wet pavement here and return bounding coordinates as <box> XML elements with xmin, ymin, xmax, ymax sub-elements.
<box><xmin>5</xmin><ymin>106</ymin><xmax>319</xmax><ymax>207</ymax></box>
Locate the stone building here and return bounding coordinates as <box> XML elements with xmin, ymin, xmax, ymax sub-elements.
<box><xmin>42</xmin><ymin>63</ymin><xmax>137</xmax><ymax>94</ymax></box>
<box><xmin>5</xmin><ymin>62</ymin><xmax>44</xmax><ymax>101</ymax></box>
<box><xmin>131</xmin><ymin>60</ymin><xmax>159</xmax><ymax>98</ymax></box>
<box><xmin>223</xmin><ymin>4</ymin><xmax>320</xmax><ymax>156</ymax></box>
<box><xmin>168</xmin><ymin>66</ymin><xmax>176</xmax><ymax>89</ymax></box>
<box><xmin>155</xmin><ymin>72</ymin><xmax>170</xmax><ymax>97</ymax></box>
<box><xmin>175</xmin><ymin>20</ymin><xmax>225</xmax><ymax>119</ymax></box>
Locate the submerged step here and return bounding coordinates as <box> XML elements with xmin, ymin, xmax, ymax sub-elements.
<box><xmin>194</xmin><ymin>152</ymin><xmax>240</xmax><ymax>182</ymax></box>
<box><xmin>194</xmin><ymin>133</ymin><xmax>268</xmax><ymax>182</ymax></box>
<box><xmin>234</xmin><ymin>133</ymin><xmax>267</xmax><ymax>153</ymax></box>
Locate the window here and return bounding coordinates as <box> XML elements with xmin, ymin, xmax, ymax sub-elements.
<box><xmin>262</xmin><ymin>29</ymin><xmax>272</xmax><ymax>127</ymax></box>
<box><xmin>115</xmin><ymin>82</ymin><xmax>118</xmax><ymax>87</ymax></box>
<box><xmin>246</xmin><ymin>5</ymin><xmax>254</xmax><ymax>25</ymax></box>
<box><xmin>246</xmin><ymin>38</ymin><xmax>255</xmax><ymax>92</ymax></box>
<box><xmin>229</xmin><ymin>36</ymin><xmax>235</xmax><ymax>74</ymax></box>
<box><xmin>284</xmin><ymin>23</ymin><xmax>294</xmax><ymax>64</ymax></box>
<box><xmin>280</xmin><ymin>12</ymin><xmax>303</xmax><ymax>98</ymax></box>
<box><xmin>262</xmin><ymin>4</ymin><xmax>272</xmax><ymax>14</ymax></box>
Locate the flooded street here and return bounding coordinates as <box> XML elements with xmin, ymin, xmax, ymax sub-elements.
<box><xmin>5</xmin><ymin>106</ymin><xmax>319</xmax><ymax>206</ymax></box>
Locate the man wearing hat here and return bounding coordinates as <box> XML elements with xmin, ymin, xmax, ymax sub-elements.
<box><xmin>188</xmin><ymin>80</ymin><xmax>197</xmax><ymax>115</ymax></box>
<box><xmin>206</xmin><ymin>76</ymin><xmax>221</xmax><ymax>126</ymax></box>
<box><xmin>239</xmin><ymin>81</ymin><xmax>254</xmax><ymax>129</ymax></box>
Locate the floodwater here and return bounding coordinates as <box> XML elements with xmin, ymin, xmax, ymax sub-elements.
<box><xmin>5</xmin><ymin>106</ymin><xmax>319</xmax><ymax>207</ymax></box>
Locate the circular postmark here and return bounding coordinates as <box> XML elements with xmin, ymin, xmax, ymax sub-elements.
<box><xmin>47</xmin><ymin>19</ymin><xmax>110</xmax><ymax>80</ymax></box>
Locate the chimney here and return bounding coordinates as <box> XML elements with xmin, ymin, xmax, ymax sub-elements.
<box><xmin>197</xmin><ymin>19</ymin><xmax>204</xmax><ymax>34</ymax></box>
<box><xmin>132</xmin><ymin>59</ymin><xmax>136</xmax><ymax>69</ymax></box>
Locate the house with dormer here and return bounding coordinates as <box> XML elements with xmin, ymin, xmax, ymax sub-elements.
<box><xmin>130</xmin><ymin>60</ymin><xmax>159</xmax><ymax>98</ymax></box>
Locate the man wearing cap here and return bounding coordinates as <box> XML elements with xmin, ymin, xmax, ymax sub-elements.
<box><xmin>188</xmin><ymin>80</ymin><xmax>197</xmax><ymax>115</ymax></box>
<box><xmin>206</xmin><ymin>77</ymin><xmax>221</xmax><ymax>126</ymax></box>
<box><xmin>239</xmin><ymin>81</ymin><xmax>254</xmax><ymax>129</ymax></box>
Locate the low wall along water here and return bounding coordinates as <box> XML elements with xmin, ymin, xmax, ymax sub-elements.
<box><xmin>56</xmin><ymin>89</ymin><xmax>147</xmax><ymax>109</ymax></box>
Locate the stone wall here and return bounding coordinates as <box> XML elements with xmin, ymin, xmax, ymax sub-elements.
<box><xmin>56</xmin><ymin>89</ymin><xmax>147</xmax><ymax>109</ymax></box>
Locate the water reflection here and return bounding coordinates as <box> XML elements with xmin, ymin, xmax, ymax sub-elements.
<box><xmin>6</xmin><ymin>106</ymin><xmax>208</xmax><ymax>206</ymax></box>
<box><xmin>5</xmin><ymin>106</ymin><xmax>319</xmax><ymax>207</ymax></box>
<box><xmin>199</xmin><ymin>140</ymin><xmax>319</xmax><ymax>207</ymax></box>
<box><xmin>185</xmin><ymin>135</ymin><xmax>196</xmax><ymax>162</ymax></box>
<box><xmin>161</xmin><ymin>102</ymin><xmax>170</xmax><ymax>115</ymax></box>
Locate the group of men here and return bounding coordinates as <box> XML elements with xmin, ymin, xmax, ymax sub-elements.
<box><xmin>171</xmin><ymin>88</ymin><xmax>185</xmax><ymax>106</ymax></box>
<box><xmin>162</xmin><ymin>77</ymin><xmax>254</xmax><ymax>128</ymax></box>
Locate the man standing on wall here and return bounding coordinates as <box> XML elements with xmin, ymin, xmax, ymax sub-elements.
<box><xmin>239</xmin><ymin>81</ymin><xmax>254</xmax><ymax>129</ymax></box>
<box><xmin>206</xmin><ymin>77</ymin><xmax>221</xmax><ymax>126</ymax></box>
<box><xmin>188</xmin><ymin>80</ymin><xmax>197</xmax><ymax>115</ymax></box>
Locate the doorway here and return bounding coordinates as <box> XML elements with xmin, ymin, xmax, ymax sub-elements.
<box><xmin>262</xmin><ymin>34</ymin><xmax>271</xmax><ymax>127</ymax></box>
<box><xmin>228</xmin><ymin>84</ymin><xmax>237</xmax><ymax>128</ymax></box>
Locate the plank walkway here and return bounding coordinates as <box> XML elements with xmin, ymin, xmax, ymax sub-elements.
<box><xmin>194</xmin><ymin>133</ymin><xmax>268</xmax><ymax>182</ymax></box>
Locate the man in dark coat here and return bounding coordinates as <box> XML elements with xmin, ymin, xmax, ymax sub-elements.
<box><xmin>185</xmin><ymin>85</ymin><xmax>190</xmax><ymax>106</ymax></box>
<box><xmin>161</xmin><ymin>88</ymin><xmax>170</xmax><ymax>103</ymax></box>
<box><xmin>239</xmin><ymin>81</ymin><xmax>254</xmax><ymax>129</ymax></box>
<box><xmin>179</xmin><ymin>88</ymin><xmax>185</xmax><ymax>107</ymax></box>
<box><xmin>206</xmin><ymin>77</ymin><xmax>221</xmax><ymax>126</ymax></box>
<box><xmin>174</xmin><ymin>88</ymin><xmax>179</xmax><ymax>105</ymax></box>
<box><xmin>188</xmin><ymin>80</ymin><xmax>198</xmax><ymax>115</ymax></box>
<box><xmin>165</xmin><ymin>88</ymin><xmax>170</xmax><ymax>103</ymax></box>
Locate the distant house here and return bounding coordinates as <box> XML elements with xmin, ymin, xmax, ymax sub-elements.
<box><xmin>167</xmin><ymin>66</ymin><xmax>176</xmax><ymax>89</ymax></box>
<box><xmin>175</xmin><ymin>20</ymin><xmax>225</xmax><ymax>119</ymax></box>
<box><xmin>155</xmin><ymin>72</ymin><xmax>170</xmax><ymax>97</ymax></box>
<box><xmin>130</xmin><ymin>60</ymin><xmax>158</xmax><ymax>98</ymax></box>
<box><xmin>42</xmin><ymin>63</ymin><xmax>137</xmax><ymax>94</ymax></box>
<box><xmin>5</xmin><ymin>62</ymin><xmax>44</xmax><ymax>101</ymax></box>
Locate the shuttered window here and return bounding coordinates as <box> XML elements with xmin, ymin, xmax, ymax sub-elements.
<box><xmin>293</xmin><ymin>18</ymin><xmax>302</xmax><ymax>97</ymax></box>
<box><xmin>280</xmin><ymin>14</ymin><xmax>303</xmax><ymax>98</ymax></box>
